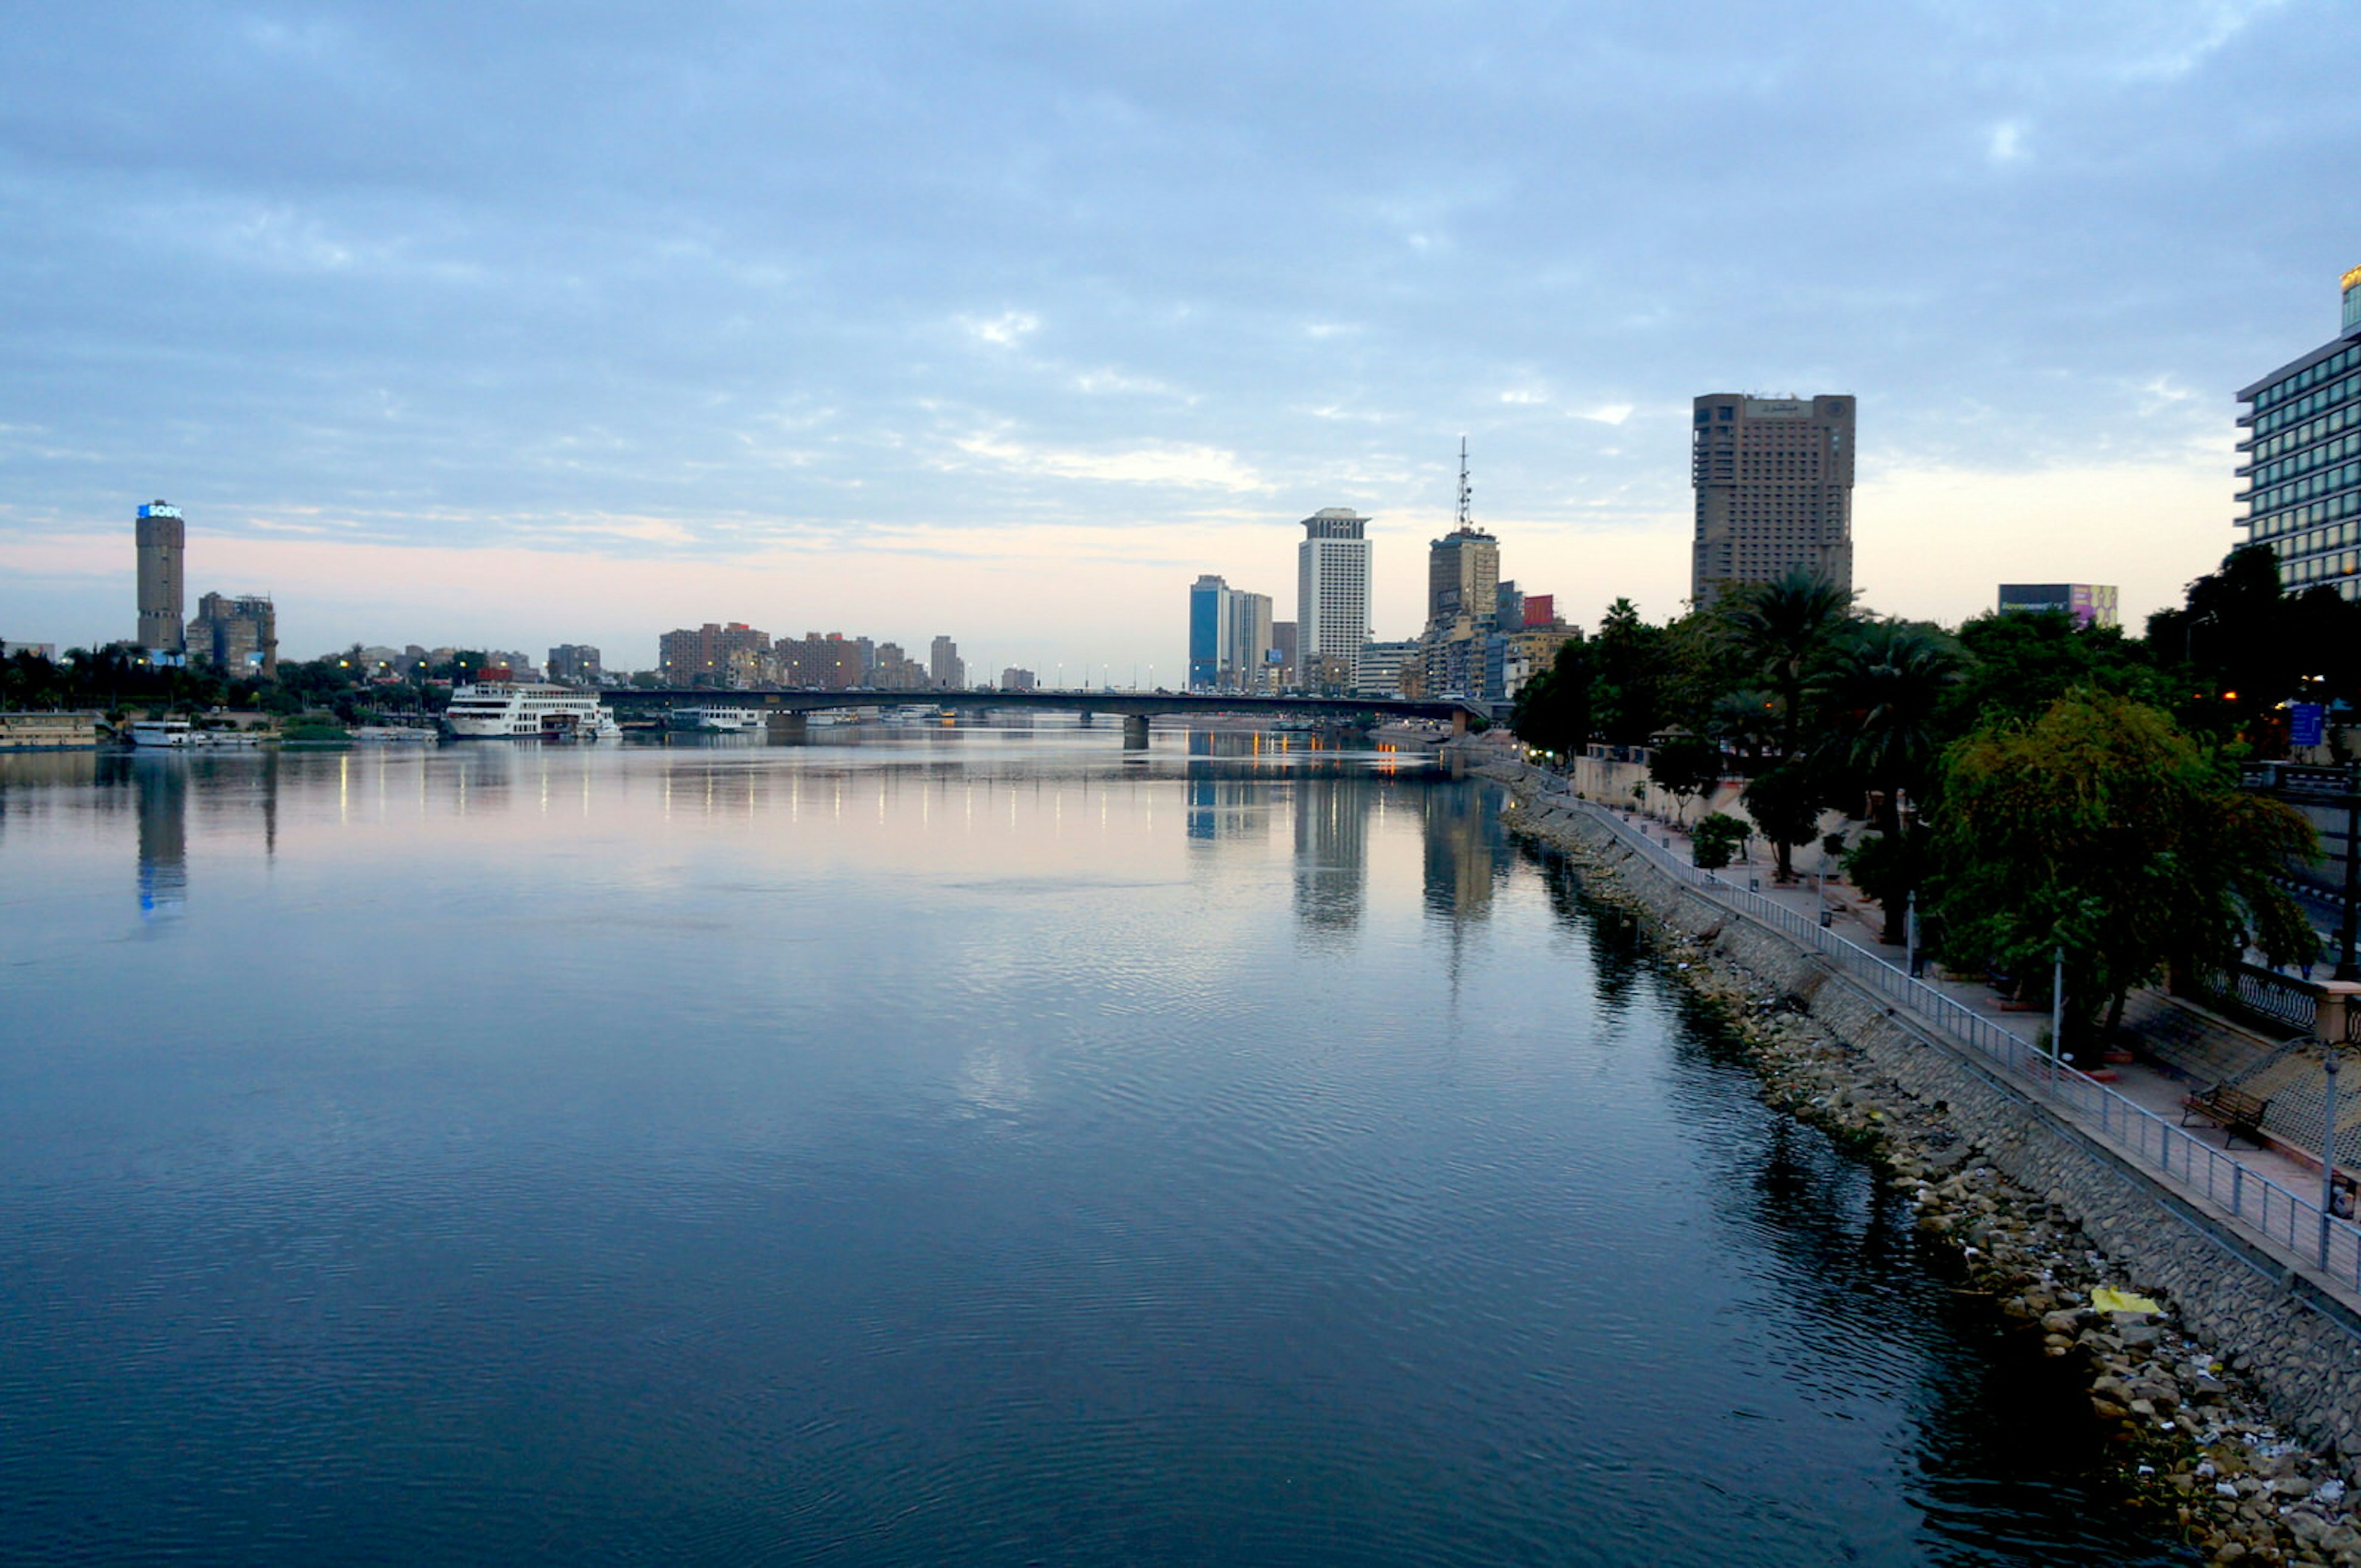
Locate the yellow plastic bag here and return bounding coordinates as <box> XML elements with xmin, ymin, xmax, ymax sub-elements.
<box><xmin>2090</xmin><ymin>1286</ymin><xmax>2161</xmax><ymax>1315</ymax></box>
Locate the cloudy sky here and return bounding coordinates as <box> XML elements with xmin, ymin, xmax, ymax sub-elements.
<box><xmin>2</xmin><ymin>1</ymin><xmax>2354</xmax><ymax>673</ymax></box>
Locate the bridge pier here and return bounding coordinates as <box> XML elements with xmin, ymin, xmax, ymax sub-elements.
<box><xmin>1076</xmin><ymin>710</ymin><xmax>1093</xmax><ymax>727</ymax></box>
<box><xmin>765</xmin><ymin>711</ymin><xmax>809</xmax><ymax>743</ymax></box>
<box><xmin>1452</xmin><ymin>709</ymin><xmax>1469</xmax><ymax>736</ymax></box>
<box><xmin>1121</xmin><ymin>714</ymin><xmax>1150</xmax><ymax>750</ymax></box>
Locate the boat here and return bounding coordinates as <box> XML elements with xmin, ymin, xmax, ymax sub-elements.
<box><xmin>444</xmin><ymin>682</ymin><xmax>622</xmax><ymax>740</ymax></box>
<box><xmin>668</xmin><ymin>706</ymin><xmax>762</xmax><ymax>734</ymax></box>
<box><xmin>127</xmin><ymin>719</ymin><xmax>196</xmax><ymax>748</ymax></box>
<box><xmin>350</xmin><ymin>725</ymin><xmax>438</xmax><ymax>745</ymax></box>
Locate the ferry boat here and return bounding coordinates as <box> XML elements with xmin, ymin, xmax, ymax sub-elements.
<box><xmin>443</xmin><ymin>682</ymin><xmax>621</xmax><ymax>741</ymax></box>
<box><xmin>128</xmin><ymin>719</ymin><xmax>196</xmax><ymax>748</ymax></box>
<box><xmin>668</xmin><ymin>706</ymin><xmax>761</xmax><ymax>734</ymax></box>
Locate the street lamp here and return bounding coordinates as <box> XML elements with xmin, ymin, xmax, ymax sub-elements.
<box><xmin>2323</xmin><ymin>1047</ymin><xmax>2344</xmax><ymax>1270</ymax></box>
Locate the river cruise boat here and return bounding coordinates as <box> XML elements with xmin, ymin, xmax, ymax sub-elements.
<box><xmin>444</xmin><ymin>682</ymin><xmax>622</xmax><ymax>741</ymax></box>
<box><xmin>668</xmin><ymin>706</ymin><xmax>762</xmax><ymax>734</ymax></box>
<box><xmin>128</xmin><ymin>719</ymin><xmax>196</xmax><ymax>748</ymax></box>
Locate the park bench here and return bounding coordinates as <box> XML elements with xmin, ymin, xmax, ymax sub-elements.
<box><xmin>2181</xmin><ymin>1084</ymin><xmax>2272</xmax><ymax>1151</ymax></box>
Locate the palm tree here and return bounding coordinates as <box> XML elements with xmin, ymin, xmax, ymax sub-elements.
<box><xmin>1718</xmin><ymin>567</ymin><xmax>1857</xmax><ymax>878</ymax></box>
<box><xmin>1718</xmin><ymin>567</ymin><xmax>1858</xmax><ymax>763</ymax></box>
<box><xmin>1813</xmin><ymin>621</ymin><xmax>1964</xmax><ymax>942</ymax></box>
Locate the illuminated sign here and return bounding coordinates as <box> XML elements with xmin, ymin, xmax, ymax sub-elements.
<box><xmin>2344</xmin><ymin>264</ymin><xmax>2361</xmax><ymax>292</ymax></box>
<box><xmin>136</xmin><ymin>502</ymin><xmax>181</xmax><ymax>519</ymax></box>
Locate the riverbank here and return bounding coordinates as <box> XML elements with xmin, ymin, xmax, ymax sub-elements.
<box><xmin>1468</xmin><ymin>749</ymin><xmax>2361</xmax><ymax>1567</ymax></box>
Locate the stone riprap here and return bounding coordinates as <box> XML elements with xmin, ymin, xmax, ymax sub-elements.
<box><xmin>1481</xmin><ymin>758</ymin><xmax>2361</xmax><ymax>1567</ymax></box>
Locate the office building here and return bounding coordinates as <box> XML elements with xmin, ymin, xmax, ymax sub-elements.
<box><xmin>929</xmin><ymin>636</ymin><xmax>965</xmax><ymax>690</ymax></box>
<box><xmin>1000</xmin><ymin>667</ymin><xmax>1037</xmax><ymax>692</ymax></box>
<box><xmin>2237</xmin><ymin>267</ymin><xmax>2361</xmax><ymax>599</ymax></box>
<box><xmin>186</xmin><ymin>593</ymin><xmax>278</xmax><ymax>680</ymax></box>
<box><xmin>1690</xmin><ymin>395</ymin><xmax>1856</xmax><ymax>605</ymax></box>
<box><xmin>1297</xmin><ymin>508</ymin><xmax>1371</xmax><ymax>693</ymax></box>
<box><xmin>1188</xmin><ymin>575</ymin><xmax>1275</xmax><ymax>692</ymax></box>
<box><xmin>1270</xmin><ymin>621</ymin><xmax>1299</xmax><ymax>690</ymax></box>
<box><xmin>1356</xmin><ymin>639</ymin><xmax>1417</xmax><ymax>699</ymax></box>
<box><xmin>547</xmin><ymin>644</ymin><xmax>603</xmax><ymax>685</ymax></box>
<box><xmin>135</xmin><ymin>500</ymin><xmax>186</xmax><ymax>656</ymax></box>
<box><xmin>659</xmin><ymin>622</ymin><xmax>772</xmax><ymax>687</ymax></box>
<box><xmin>1996</xmin><ymin>584</ymin><xmax>2120</xmax><ymax>628</ymax></box>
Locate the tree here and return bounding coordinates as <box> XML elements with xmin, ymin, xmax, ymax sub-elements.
<box><xmin>1936</xmin><ymin>692</ymin><xmax>2319</xmax><ymax>1058</ymax></box>
<box><xmin>1814</xmin><ymin>621</ymin><xmax>1964</xmax><ymax>940</ymax></box>
<box><xmin>1592</xmin><ymin>599</ymin><xmax>1673</xmax><ymax>746</ymax></box>
<box><xmin>1691</xmin><ymin>813</ymin><xmax>1748</xmax><ymax>870</ymax></box>
<box><xmin>1741</xmin><ymin>763</ymin><xmax>1823</xmax><ymax>884</ymax></box>
<box><xmin>1715</xmin><ymin>567</ymin><xmax>1857</xmax><ymax>765</ymax></box>
<box><xmin>1647</xmin><ymin>734</ymin><xmax>1722</xmax><ymax>825</ymax></box>
<box><xmin>1943</xmin><ymin>609</ymin><xmax>2161</xmax><ymax>734</ymax></box>
<box><xmin>1510</xmin><ymin>632</ymin><xmax>1592</xmax><ymax>757</ymax></box>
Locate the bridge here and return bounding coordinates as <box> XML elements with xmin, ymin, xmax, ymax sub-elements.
<box><xmin>602</xmin><ymin>687</ymin><xmax>1492</xmax><ymax>748</ymax></box>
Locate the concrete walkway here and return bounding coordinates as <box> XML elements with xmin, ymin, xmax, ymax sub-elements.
<box><xmin>1560</xmin><ymin>788</ymin><xmax>2361</xmax><ymax>1310</ymax></box>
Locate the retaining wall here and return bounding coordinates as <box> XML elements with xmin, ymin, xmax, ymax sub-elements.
<box><xmin>1509</xmin><ymin>781</ymin><xmax>2361</xmax><ymax>1478</ymax></box>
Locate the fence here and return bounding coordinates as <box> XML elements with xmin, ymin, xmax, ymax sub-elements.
<box><xmin>1566</xmin><ymin>795</ymin><xmax>2361</xmax><ymax>1293</ymax></box>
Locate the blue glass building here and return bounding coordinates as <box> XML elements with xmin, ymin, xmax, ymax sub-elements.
<box><xmin>2236</xmin><ymin>267</ymin><xmax>2361</xmax><ymax>599</ymax></box>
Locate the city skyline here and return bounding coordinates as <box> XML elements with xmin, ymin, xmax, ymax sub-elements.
<box><xmin>2</xmin><ymin>4</ymin><xmax>2355</xmax><ymax>668</ymax></box>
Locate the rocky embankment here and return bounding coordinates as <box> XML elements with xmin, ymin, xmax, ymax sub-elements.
<box><xmin>1487</xmin><ymin>768</ymin><xmax>2361</xmax><ymax>1567</ymax></box>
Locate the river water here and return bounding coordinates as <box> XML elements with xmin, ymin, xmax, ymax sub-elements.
<box><xmin>0</xmin><ymin>726</ymin><xmax>2193</xmax><ymax>1565</ymax></box>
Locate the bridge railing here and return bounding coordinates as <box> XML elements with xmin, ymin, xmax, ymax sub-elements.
<box><xmin>1566</xmin><ymin>795</ymin><xmax>2361</xmax><ymax>1295</ymax></box>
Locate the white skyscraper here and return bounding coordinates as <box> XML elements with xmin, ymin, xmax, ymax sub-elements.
<box><xmin>1296</xmin><ymin>508</ymin><xmax>1370</xmax><ymax>693</ymax></box>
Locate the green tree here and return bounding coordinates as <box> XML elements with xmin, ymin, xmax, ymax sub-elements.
<box><xmin>1814</xmin><ymin>621</ymin><xmax>1964</xmax><ymax>940</ymax></box>
<box><xmin>1943</xmin><ymin>609</ymin><xmax>2161</xmax><ymax>733</ymax></box>
<box><xmin>1715</xmin><ymin>567</ymin><xmax>1857</xmax><ymax>765</ymax></box>
<box><xmin>1647</xmin><ymin>733</ymin><xmax>1722</xmax><ymax>825</ymax></box>
<box><xmin>1510</xmin><ymin>632</ymin><xmax>1592</xmax><ymax>757</ymax></box>
<box><xmin>1936</xmin><ymin>692</ymin><xmax>2319</xmax><ymax>1057</ymax></box>
<box><xmin>1690</xmin><ymin>813</ymin><xmax>1748</xmax><ymax>871</ymax></box>
<box><xmin>1741</xmin><ymin>762</ymin><xmax>1823</xmax><ymax>884</ymax></box>
<box><xmin>1592</xmin><ymin>599</ymin><xmax>1672</xmax><ymax>746</ymax></box>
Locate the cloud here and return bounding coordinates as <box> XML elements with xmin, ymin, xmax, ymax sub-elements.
<box><xmin>944</xmin><ymin>433</ymin><xmax>1265</xmax><ymax>492</ymax></box>
<box><xmin>960</xmin><ymin>310</ymin><xmax>1041</xmax><ymax>348</ymax></box>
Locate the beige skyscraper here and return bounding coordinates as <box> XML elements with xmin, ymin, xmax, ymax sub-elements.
<box><xmin>1690</xmin><ymin>394</ymin><xmax>1855</xmax><ymax>605</ymax></box>
<box><xmin>135</xmin><ymin>500</ymin><xmax>186</xmax><ymax>655</ymax></box>
<box><xmin>1296</xmin><ymin>508</ymin><xmax>1370</xmax><ymax>692</ymax></box>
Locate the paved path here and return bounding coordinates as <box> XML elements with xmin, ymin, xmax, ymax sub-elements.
<box><xmin>1554</xmin><ymin>788</ymin><xmax>2361</xmax><ymax>1309</ymax></box>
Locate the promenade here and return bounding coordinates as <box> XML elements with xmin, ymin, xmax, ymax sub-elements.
<box><xmin>1524</xmin><ymin>772</ymin><xmax>2361</xmax><ymax>1317</ymax></box>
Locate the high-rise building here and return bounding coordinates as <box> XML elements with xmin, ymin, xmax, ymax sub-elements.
<box><xmin>186</xmin><ymin>593</ymin><xmax>278</xmax><ymax>680</ymax></box>
<box><xmin>548</xmin><ymin>644</ymin><xmax>604</xmax><ymax>685</ymax></box>
<box><xmin>1690</xmin><ymin>394</ymin><xmax>1856</xmax><ymax>605</ymax></box>
<box><xmin>1188</xmin><ymin>574</ymin><xmax>1232</xmax><ymax>689</ymax></box>
<box><xmin>929</xmin><ymin>636</ymin><xmax>965</xmax><ymax>690</ymax></box>
<box><xmin>2236</xmin><ymin>268</ymin><xmax>2361</xmax><ymax>599</ymax></box>
<box><xmin>1270</xmin><ymin>621</ymin><xmax>1299</xmax><ymax>690</ymax></box>
<box><xmin>1297</xmin><ymin>508</ymin><xmax>1371</xmax><ymax>693</ymax></box>
<box><xmin>1996</xmin><ymin>584</ymin><xmax>2120</xmax><ymax>628</ymax></box>
<box><xmin>1188</xmin><ymin>576</ymin><xmax>1275</xmax><ymax>691</ymax></box>
<box><xmin>135</xmin><ymin>500</ymin><xmax>186</xmax><ymax>656</ymax></box>
<box><xmin>1000</xmin><ymin>667</ymin><xmax>1037</xmax><ymax>692</ymax></box>
<box><xmin>658</xmin><ymin>622</ymin><xmax>772</xmax><ymax>687</ymax></box>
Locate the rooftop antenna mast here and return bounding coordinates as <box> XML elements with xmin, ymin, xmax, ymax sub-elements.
<box><xmin>1455</xmin><ymin>435</ymin><xmax>1472</xmax><ymax>532</ymax></box>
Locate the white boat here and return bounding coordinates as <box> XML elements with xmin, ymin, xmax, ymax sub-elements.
<box><xmin>350</xmin><ymin>725</ymin><xmax>437</xmax><ymax>745</ymax></box>
<box><xmin>128</xmin><ymin>719</ymin><xmax>196</xmax><ymax>748</ymax></box>
<box><xmin>444</xmin><ymin>682</ymin><xmax>622</xmax><ymax>741</ymax></box>
<box><xmin>668</xmin><ymin>706</ymin><xmax>762</xmax><ymax>734</ymax></box>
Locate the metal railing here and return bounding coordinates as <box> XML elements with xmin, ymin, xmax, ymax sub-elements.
<box><xmin>1572</xmin><ymin>798</ymin><xmax>2361</xmax><ymax>1294</ymax></box>
<box><xmin>2183</xmin><ymin>962</ymin><xmax>2322</xmax><ymax>1037</ymax></box>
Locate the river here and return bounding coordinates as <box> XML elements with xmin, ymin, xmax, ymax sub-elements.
<box><xmin>0</xmin><ymin>725</ymin><xmax>2193</xmax><ymax>1564</ymax></box>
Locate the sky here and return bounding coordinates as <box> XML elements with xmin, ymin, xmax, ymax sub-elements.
<box><xmin>2</xmin><ymin>0</ymin><xmax>2356</xmax><ymax>675</ymax></box>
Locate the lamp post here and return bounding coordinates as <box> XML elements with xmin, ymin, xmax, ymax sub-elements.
<box><xmin>1904</xmin><ymin>891</ymin><xmax>1920</xmax><ymax>977</ymax></box>
<box><xmin>2051</xmin><ymin>945</ymin><xmax>2066</xmax><ymax>1066</ymax></box>
<box><xmin>2323</xmin><ymin>1048</ymin><xmax>2343</xmax><ymax>1271</ymax></box>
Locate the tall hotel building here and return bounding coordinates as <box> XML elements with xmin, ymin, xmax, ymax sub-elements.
<box><xmin>135</xmin><ymin>500</ymin><xmax>186</xmax><ymax>656</ymax></box>
<box><xmin>1297</xmin><ymin>508</ymin><xmax>1371</xmax><ymax>691</ymax></box>
<box><xmin>2236</xmin><ymin>268</ymin><xmax>2361</xmax><ymax>599</ymax></box>
<box><xmin>1690</xmin><ymin>395</ymin><xmax>1856</xmax><ymax>606</ymax></box>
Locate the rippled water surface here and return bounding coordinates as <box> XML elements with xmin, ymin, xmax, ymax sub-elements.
<box><xmin>0</xmin><ymin>727</ymin><xmax>2192</xmax><ymax>1565</ymax></box>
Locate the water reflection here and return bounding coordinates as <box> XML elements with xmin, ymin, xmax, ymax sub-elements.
<box><xmin>133</xmin><ymin>755</ymin><xmax>187</xmax><ymax>920</ymax></box>
<box><xmin>0</xmin><ymin>728</ymin><xmax>2194</xmax><ymax>1567</ymax></box>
